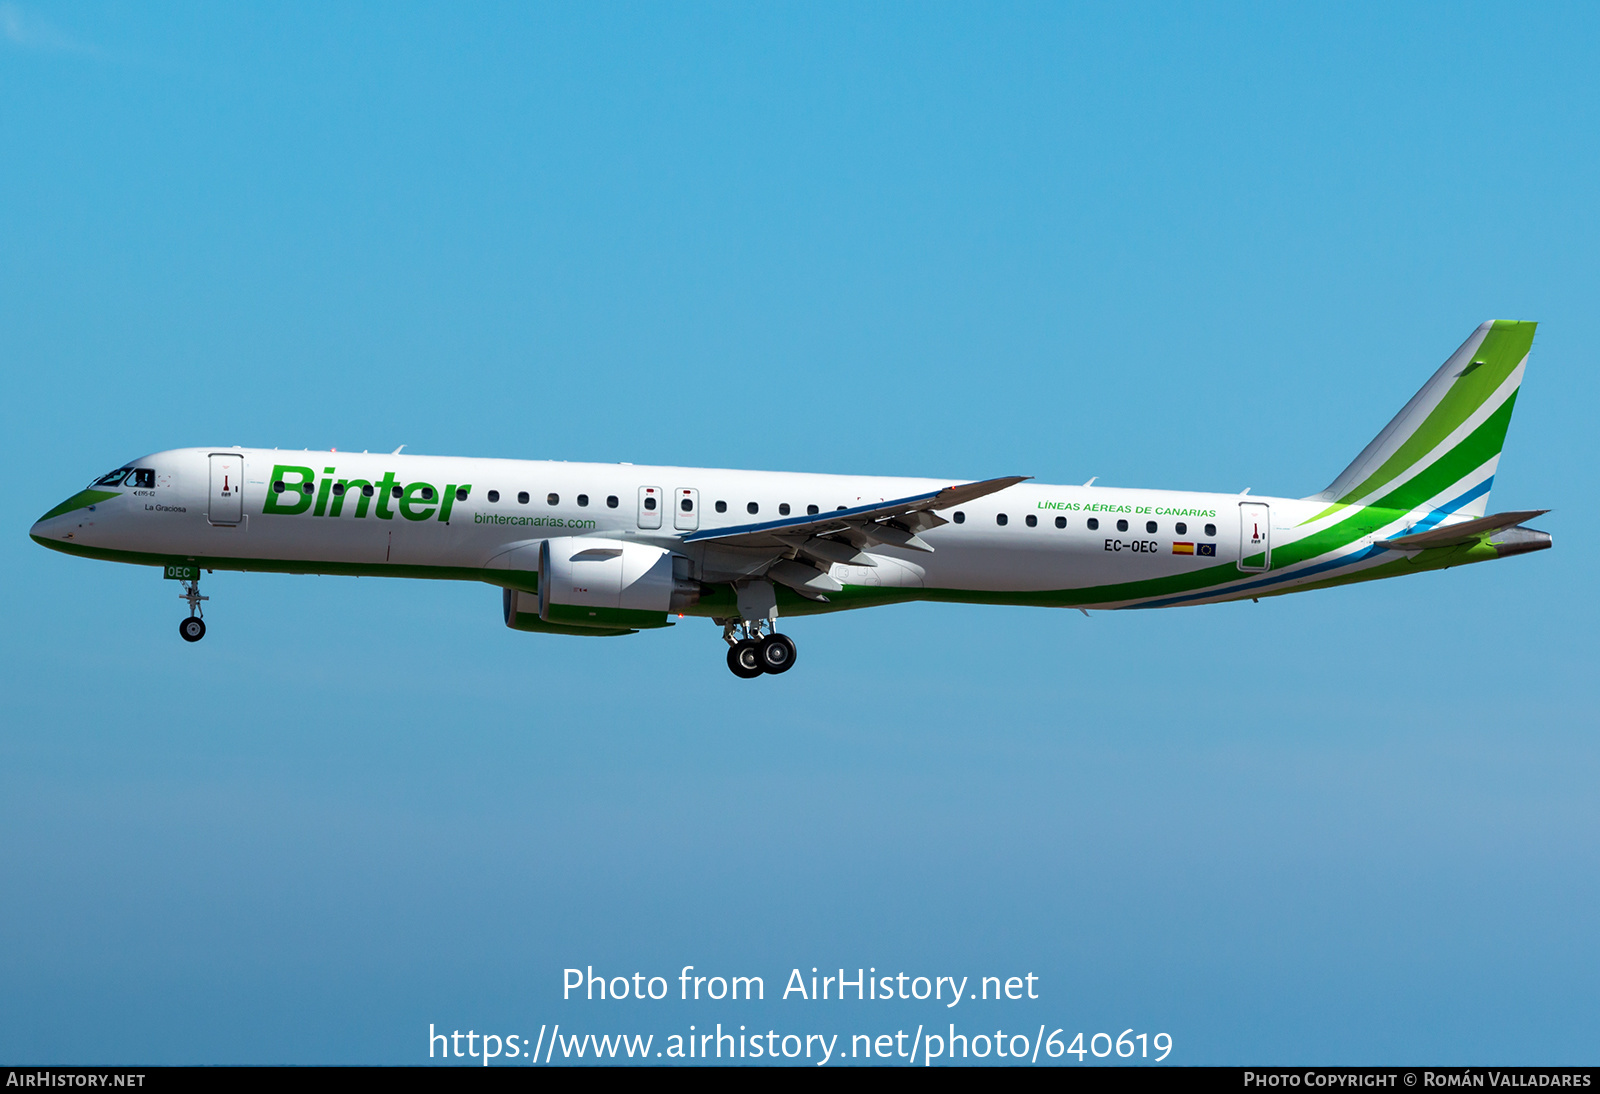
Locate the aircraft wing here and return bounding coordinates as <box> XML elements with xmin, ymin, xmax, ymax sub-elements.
<box><xmin>681</xmin><ymin>475</ymin><xmax>1029</xmax><ymax>551</ymax></box>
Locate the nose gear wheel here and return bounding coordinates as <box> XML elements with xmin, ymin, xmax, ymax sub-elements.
<box><xmin>178</xmin><ymin>575</ymin><xmax>209</xmax><ymax>642</ymax></box>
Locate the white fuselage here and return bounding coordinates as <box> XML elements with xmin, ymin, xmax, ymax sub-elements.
<box><xmin>36</xmin><ymin>446</ymin><xmax>1317</xmax><ymax>608</ymax></box>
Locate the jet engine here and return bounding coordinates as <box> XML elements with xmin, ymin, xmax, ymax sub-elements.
<box><xmin>501</xmin><ymin>537</ymin><xmax>697</xmax><ymax>634</ymax></box>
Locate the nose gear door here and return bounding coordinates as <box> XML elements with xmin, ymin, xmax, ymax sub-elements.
<box><xmin>209</xmin><ymin>453</ymin><xmax>244</xmax><ymax>526</ymax></box>
<box><xmin>674</xmin><ymin>487</ymin><xmax>699</xmax><ymax>531</ymax></box>
<box><xmin>637</xmin><ymin>486</ymin><xmax>662</xmax><ymax>529</ymax></box>
<box><xmin>1238</xmin><ymin>501</ymin><xmax>1270</xmax><ymax>572</ymax></box>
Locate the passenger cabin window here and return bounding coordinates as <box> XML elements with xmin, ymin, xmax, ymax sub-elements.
<box><xmin>456</xmin><ymin>488</ymin><xmax>469</xmax><ymax>502</ymax></box>
<box><xmin>1205</xmin><ymin>523</ymin><xmax>1217</xmax><ymax>537</ymax></box>
<box><xmin>421</xmin><ymin>487</ymin><xmax>434</xmax><ymax>501</ymax></box>
<box><xmin>362</xmin><ymin>485</ymin><xmax>375</xmax><ymax>497</ymax></box>
<box><xmin>332</xmin><ymin>483</ymin><xmax>346</xmax><ymax>496</ymax></box>
<box><xmin>680</xmin><ymin>497</ymin><xmax>693</xmax><ymax>512</ymax></box>
<box><xmin>747</xmin><ymin>502</ymin><xmax>759</xmax><ymax>514</ymax></box>
<box><xmin>1026</xmin><ymin>514</ymin><xmax>1038</xmax><ymax>527</ymax></box>
<box><xmin>577</xmin><ymin>494</ymin><xmax>589</xmax><ymax>507</ymax></box>
<box><xmin>1055</xmin><ymin>516</ymin><xmax>1067</xmax><ymax>528</ymax></box>
<box><xmin>779</xmin><ymin>503</ymin><xmax>791</xmax><ymax>516</ymax></box>
<box><xmin>487</xmin><ymin>490</ymin><xmax>500</xmax><ymax>502</ymax></box>
<box><xmin>644</xmin><ymin>496</ymin><xmax>657</xmax><ymax>511</ymax></box>
<box><xmin>1176</xmin><ymin>522</ymin><xmax>1187</xmax><ymax>535</ymax></box>
<box><xmin>996</xmin><ymin>513</ymin><xmax>1008</xmax><ymax>526</ymax></box>
<box><xmin>305</xmin><ymin>483</ymin><xmax>315</xmax><ymax>495</ymax></box>
<box><xmin>272</xmin><ymin>481</ymin><xmax>285</xmax><ymax>493</ymax></box>
<box><xmin>1116</xmin><ymin>519</ymin><xmax>1128</xmax><ymax>532</ymax></box>
<box><xmin>1146</xmin><ymin>520</ymin><xmax>1157</xmax><ymax>534</ymax></box>
<box><xmin>517</xmin><ymin>491</ymin><xmax>529</xmax><ymax>504</ymax></box>
<box><xmin>715</xmin><ymin>501</ymin><xmax>727</xmax><ymax>513</ymax></box>
<box><xmin>606</xmin><ymin>495</ymin><xmax>619</xmax><ymax>508</ymax></box>
<box><xmin>953</xmin><ymin>511</ymin><xmax>965</xmax><ymax>524</ymax></box>
<box><xmin>92</xmin><ymin>468</ymin><xmax>130</xmax><ymax>487</ymax></box>
<box><xmin>1087</xmin><ymin>518</ymin><xmax>1099</xmax><ymax>530</ymax></box>
<box><xmin>392</xmin><ymin>486</ymin><xmax>402</xmax><ymax>498</ymax></box>
<box><xmin>807</xmin><ymin>504</ymin><xmax>819</xmax><ymax>515</ymax></box>
<box><xmin>547</xmin><ymin>493</ymin><xmax>559</xmax><ymax>506</ymax></box>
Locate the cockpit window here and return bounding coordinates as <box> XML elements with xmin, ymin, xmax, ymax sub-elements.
<box><xmin>128</xmin><ymin>469</ymin><xmax>155</xmax><ymax>488</ymax></box>
<box><xmin>92</xmin><ymin>468</ymin><xmax>131</xmax><ymax>487</ymax></box>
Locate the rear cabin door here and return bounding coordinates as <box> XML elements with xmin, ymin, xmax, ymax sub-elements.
<box><xmin>637</xmin><ymin>485</ymin><xmax>663</xmax><ymax>529</ymax></box>
<box><xmin>1238</xmin><ymin>501</ymin><xmax>1270</xmax><ymax>572</ymax></box>
<box><xmin>209</xmin><ymin>453</ymin><xmax>244</xmax><ymax>526</ymax></box>
<box><xmin>673</xmin><ymin>487</ymin><xmax>699</xmax><ymax>531</ymax></box>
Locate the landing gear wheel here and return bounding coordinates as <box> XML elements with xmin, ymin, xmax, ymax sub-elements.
<box><xmin>176</xmin><ymin>577</ymin><xmax>209</xmax><ymax>642</ymax></box>
<box><xmin>758</xmin><ymin>633</ymin><xmax>797</xmax><ymax>674</ymax></box>
<box><xmin>727</xmin><ymin>639</ymin><xmax>764</xmax><ymax>679</ymax></box>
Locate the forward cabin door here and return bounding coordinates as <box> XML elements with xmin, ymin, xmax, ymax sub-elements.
<box><xmin>209</xmin><ymin>453</ymin><xmax>244</xmax><ymax>526</ymax></box>
<box><xmin>1238</xmin><ymin>501</ymin><xmax>1270</xmax><ymax>572</ymax></box>
<box><xmin>673</xmin><ymin>487</ymin><xmax>699</xmax><ymax>531</ymax></box>
<box><xmin>637</xmin><ymin>485</ymin><xmax>663</xmax><ymax>529</ymax></box>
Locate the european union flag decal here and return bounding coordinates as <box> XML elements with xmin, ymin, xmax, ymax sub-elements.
<box><xmin>1196</xmin><ymin>542</ymin><xmax>1217</xmax><ymax>556</ymax></box>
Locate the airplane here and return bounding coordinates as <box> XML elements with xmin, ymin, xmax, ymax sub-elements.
<box><xmin>30</xmin><ymin>320</ymin><xmax>1550</xmax><ymax>678</ymax></box>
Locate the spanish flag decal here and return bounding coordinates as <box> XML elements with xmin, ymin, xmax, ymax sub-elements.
<box><xmin>1172</xmin><ymin>542</ymin><xmax>1195</xmax><ymax>555</ymax></box>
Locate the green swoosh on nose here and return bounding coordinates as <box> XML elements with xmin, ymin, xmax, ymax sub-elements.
<box><xmin>37</xmin><ymin>489</ymin><xmax>122</xmax><ymax>522</ymax></box>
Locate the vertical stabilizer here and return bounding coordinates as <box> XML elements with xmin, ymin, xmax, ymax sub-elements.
<box><xmin>1310</xmin><ymin>320</ymin><xmax>1535</xmax><ymax>521</ymax></box>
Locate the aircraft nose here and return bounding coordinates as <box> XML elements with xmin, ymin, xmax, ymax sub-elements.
<box><xmin>30</xmin><ymin>509</ymin><xmax>66</xmax><ymax>545</ymax></box>
<box><xmin>31</xmin><ymin>487</ymin><xmax>117</xmax><ymax>543</ymax></box>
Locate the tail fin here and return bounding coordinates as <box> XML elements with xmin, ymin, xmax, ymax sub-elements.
<box><xmin>1309</xmin><ymin>320</ymin><xmax>1536</xmax><ymax>520</ymax></box>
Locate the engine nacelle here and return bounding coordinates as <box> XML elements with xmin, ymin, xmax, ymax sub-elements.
<box><xmin>534</xmin><ymin>537</ymin><xmax>695</xmax><ymax>631</ymax></box>
<box><xmin>503</xmin><ymin>588</ymin><xmax>637</xmax><ymax>636</ymax></box>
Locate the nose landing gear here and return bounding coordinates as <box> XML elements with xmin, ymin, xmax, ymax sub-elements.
<box><xmin>178</xmin><ymin>577</ymin><xmax>208</xmax><ymax>643</ymax></box>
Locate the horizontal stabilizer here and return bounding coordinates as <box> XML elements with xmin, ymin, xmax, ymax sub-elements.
<box><xmin>1377</xmin><ymin>509</ymin><xmax>1549</xmax><ymax>550</ymax></box>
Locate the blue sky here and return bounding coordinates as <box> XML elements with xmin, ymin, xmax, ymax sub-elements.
<box><xmin>2</xmin><ymin>1</ymin><xmax>1596</xmax><ymax>1065</ymax></box>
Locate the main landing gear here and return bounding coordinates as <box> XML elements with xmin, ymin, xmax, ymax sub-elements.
<box><xmin>720</xmin><ymin>578</ymin><xmax>795</xmax><ymax>678</ymax></box>
<box><xmin>178</xmin><ymin>576</ymin><xmax>208</xmax><ymax>643</ymax></box>
<box><xmin>723</xmin><ymin>620</ymin><xmax>797</xmax><ymax>678</ymax></box>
